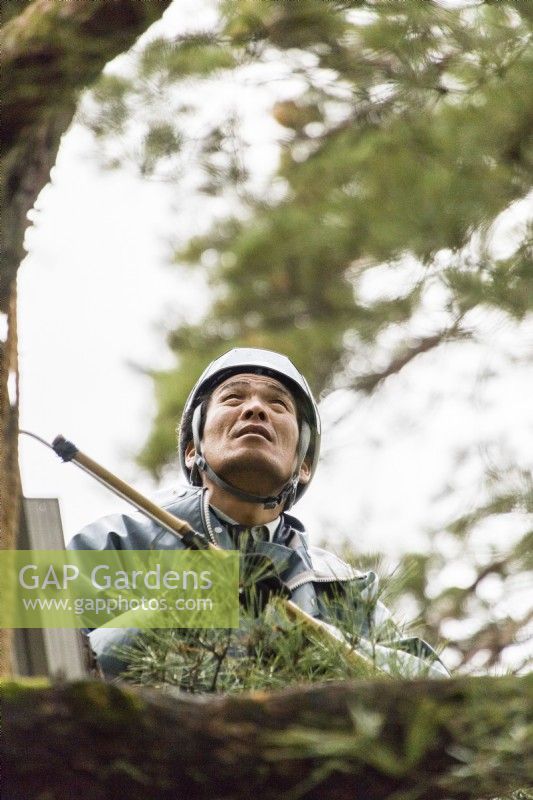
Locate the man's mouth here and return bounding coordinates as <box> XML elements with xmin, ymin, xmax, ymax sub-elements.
<box><xmin>235</xmin><ymin>424</ymin><xmax>272</xmax><ymax>441</ymax></box>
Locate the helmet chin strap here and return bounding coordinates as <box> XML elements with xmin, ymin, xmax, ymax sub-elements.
<box><xmin>191</xmin><ymin>403</ymin><xmax>310</xmax><ymax>511</ymax></box>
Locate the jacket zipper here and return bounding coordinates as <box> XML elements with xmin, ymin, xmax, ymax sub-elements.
<box><xmin>202</xmin><ymin>490</ymin><xmax>219</xmax><ymax>546</ymax></box>
<box><xmin>287</xmin><ymin>572</ymin><xmax>356</xmax><ymax>592</ymax></box>
<box><xmin>201</xmin><ymin>493</ymin><xmax>357</xmax><ymax>590</ymax></box>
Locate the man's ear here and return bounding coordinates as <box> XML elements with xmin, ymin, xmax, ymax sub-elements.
<box><xmin>184</xmin><ymin>441</ymin><xmax>196</xmax><ymax>469</ymax></box>
<box><xmin>298</xmin><ymin>459</ymin><xmax>311</xmax><ymax>485</ymax></box>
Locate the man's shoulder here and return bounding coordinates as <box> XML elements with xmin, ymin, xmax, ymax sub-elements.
<box><xmin>153</xmin><ymin>484</ymin><xmax>202</xmax><ymax>511</ymax></box>
<box><xmin>68</xmin><ymin>485</ymin><xmax>202</xmax><ymax>550</ymax></box>
<box><xmin>280</xmin><ymin>513</ymin><xmax>377</xmax><ymax>590</ymax></box>
<box><xmin>307</xmin><ymin>545</ymin><xmax>372</xmax><ymax>584</ymax></box>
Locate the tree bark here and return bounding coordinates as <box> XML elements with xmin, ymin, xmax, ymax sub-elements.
<box><xmin>0</xmin><ymin>287</ymin><xmax>21</xmax><ymax>676</ymax></box>
<box><xmin>0</xmin><ymin>0</ymin><xmax>173</xmax><ymax>676</ymax></box>
<box><xmin>1</xmin><ymin>0</ymin><xmax>173</xmax><ymax>304</ymax></box>
<box><xmin>2</xmin><ymin>676</ymin><xmax>531</xmax><ymax>799</ymax></box>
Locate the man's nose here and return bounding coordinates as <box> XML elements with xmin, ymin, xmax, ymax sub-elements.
<box><xmin>242</xmin><ymin>397</ymin><xmax>268</xmax><ymax>420</ymax></box>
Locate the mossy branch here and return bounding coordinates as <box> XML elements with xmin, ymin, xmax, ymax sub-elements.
<box><xmin>2</xmin><ymin>676</ymin><xmax>531</xmax><ymax>799</ymax></box>
<box><xmin>0</xmin><ymin>0</ymin><xmax>173</xmax><ymax>306</ymax></box>
<box><xmin>0</xmin><ymin>0</ymin><xmax>173</xmax><ymax>150</ymax></box>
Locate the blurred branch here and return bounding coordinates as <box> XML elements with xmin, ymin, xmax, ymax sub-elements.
<box><xmin>455</xmin><ymin>609</ymin><xmax>533</xmax><ymax>669</ymax></box>
<box><xmin>352</xmin><ymin>321</ymin><xmax>470</xmax><ymax>393</ymax></box>
<box><xmin>3</xmin><ymin>676</ymin><xmax>532</xmax><ymax>799</ymax></box>
<box><xmin>466</xmin><ymin>556</ymin><xmax>512</xmax><ymax>593</ymax></box>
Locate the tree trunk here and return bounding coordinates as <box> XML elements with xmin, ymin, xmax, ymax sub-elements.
<box><xmin>2</xmin><ymin>676</ymin><xmax>531</xmax><ymax>799</ymax></box>
<box><xmin>0</xmin><ymin>285</ymin><xmax>21</xmax><ymax>676</ymax></box>
<box><xmin>0</xmin><ymin>0</ymin><xmax>173</xmax><ymax>676</ymax></box>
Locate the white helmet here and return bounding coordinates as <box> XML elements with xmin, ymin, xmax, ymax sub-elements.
<box><xmin>178</xmin><ymin>348</ymin><xmax>321</xmax><ymax>509</ymax></box>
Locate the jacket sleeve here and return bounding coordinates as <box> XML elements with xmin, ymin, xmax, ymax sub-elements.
<box><xmin>358</xmin><ymin>573</ymin><xmax>449</xmax><ymax>677</ymax></box>
<box><xmin>68</xmin><ymin>513</ymin><xmax>146</xmax><ymax>680</ymax></box>
<box><xmin>308</xmin><ymin>553</ymin><xmax>449</xmax><ymax>679</ymax></box>
<box><xmin>68</xmin><ymin>510</ymin><xmax>158</xmax><ymax>551</ymax></box>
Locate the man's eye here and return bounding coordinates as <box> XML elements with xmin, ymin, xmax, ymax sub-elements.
<box><xmin>222</xmin><ymin>394</ymin><xmax>241</xmax><ymax>402</ymax></box>
<box><xmin>272</xmin><ymin>398</ymin><xmax>288</xmax><ymax>409</ymax></box>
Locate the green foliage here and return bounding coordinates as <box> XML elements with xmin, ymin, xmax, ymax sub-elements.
<box><xmin>115</xmin><ymin>551</ymin><xmax>446</xmax><ymax>693</ymax></box>
<box><xmin>141</xmin><ymin>122</ymin><xmax>182</xmax><ymax>176</ymax></box>
<box><xmin>140</xmin><ymin>34</ymin><xmax>237</xmax><ymax>79</ymax></box>
<box><xmin>119</xmin><ymin>587</ymin><xmax>406</xmax><ymax>693</ymax></box>
<box><xmin>119</xmin><ymin>613</ymin><xmax>372</xmax><ymax>694</ymax></box>
<box><xmin>88</xmin><ymin>74</ymin><xmax>131</xmax><ymax>136</ymax></box>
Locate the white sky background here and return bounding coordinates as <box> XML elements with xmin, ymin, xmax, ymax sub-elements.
<box><xmin>18</xmin><ymin>0</ymin><xmax>533</xmax><ymax>581</ymax></box>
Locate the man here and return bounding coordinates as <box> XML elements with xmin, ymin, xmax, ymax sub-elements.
<box><xmin>70</xmin><ymin>348</ymin><xmax>448</xmax><ymax>678</ymax></box>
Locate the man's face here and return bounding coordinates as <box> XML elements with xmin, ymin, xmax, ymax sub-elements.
<box><xmin>185</xmin><ymin>373</ymin><xmax>310</xmax><ymax>496</ymax></box>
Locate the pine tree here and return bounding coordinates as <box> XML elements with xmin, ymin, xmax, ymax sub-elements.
<box><xmin>83</xmin><ymin>0</ymin><xmax>532</xmax><ymax>675</ymax></box>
